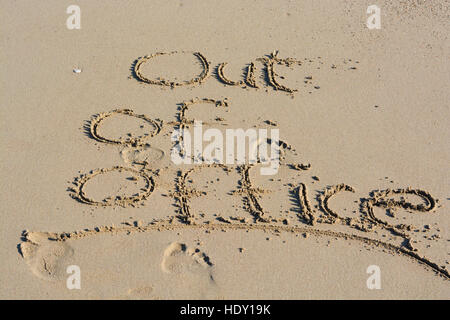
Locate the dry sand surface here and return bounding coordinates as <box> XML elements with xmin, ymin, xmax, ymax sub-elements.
<box><xmin>0</xmin><ymin>0</ymin><xmax>449</xmax><ymax>299</ymax></box>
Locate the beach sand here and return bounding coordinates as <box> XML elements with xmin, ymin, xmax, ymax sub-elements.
<box><xmin>0</xmin><ymin>0</ymin><xmax>449</xmax><ymax>299</ymax></box>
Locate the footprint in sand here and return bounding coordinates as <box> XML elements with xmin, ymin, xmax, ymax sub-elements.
<box><xmin>19</xmin><ymin>232</ymin><xmax>74</xmax><ymax>281</ymax></box>
<box><xmin>120</xmin><ymin>143</ymin><xmax>165</xmax><ymax>166</ymax></box>
<box><xmin>160</xmin><ymin>242</ymin><xmax>219</xmax><ymax>298</ymax></box>
<box><xmin>161</xmin><ymin>242</ymin><xmax>213</xmax><ymax>274</ymax></box>
<box><xmin>127</xmin><ymin>286</ymin><xmax>154</xmax><ymax>298</ymax></box>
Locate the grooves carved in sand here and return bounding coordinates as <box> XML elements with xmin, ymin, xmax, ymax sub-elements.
<box><xmin>170</xmin><ymin>97</ymin><xmax>229</xmax><ymax>161</ymax></box>
<box><xmin>88</xmin><ymin>109</ymin><xmax>161</xmax><ymax>147</ymax></box>
<box><xmin>133</xmin><ymin>51</ymin><xmax>210</xmax><ymax>87</ymax></box>
<box><xmin>68</xmin><ymin>166</ymin><xmax>155</xmax><ymax>207</ymax></box>
<box><xmin>257</xmin><ymin>51</ymin><xmax>298</xmax><ymax>94</ymax></box>
<box><xmin>59</xmin><ymin>99</ymin><xmax>447</xmax><ymax>281</ymax></box>
<box><xmin>19</xmin><ymin>54</ymin><xmax>447</xmax><ymax>284</ymax></box>
<box><xmin>177</xmin><ymin>97</ymin><xmax>229</xmax><ymax>128</ymax></box>
<box><xmin>216</xmin><ymin>62</ymin><xmax>245</xmax><ymax>86</ymax></box>
<box><xmin>237</xmin><ymin>165</ymin><xmax>269</xmax><ymax>223</ymax></box>
<box><xmin>20</xmin><ymin>219</ymin><xmax>449</xmax><ymax>280</ymax></box>
<box><xmin>172</xmin><ymin>164</ymin><xmax>233</xmax><ymax>224</ymax></box>
<box><xmin>132</xmin><ymin>50</ymin><xmax>359</xmax><ymax>95</ymax></box>
<box><xmin>294</xmin><ymin>183</ymin><xmax>315</xmax><ymax>225</ymax></box>
<box><xmin>216</xmin><ymin>62</ymin><xmax>259</xmax><ymax>88</ymax></box>
<box><xmin>320</xmin><ymin>184</ymin><xmax>356</xmax><ymax>222</ymax></box>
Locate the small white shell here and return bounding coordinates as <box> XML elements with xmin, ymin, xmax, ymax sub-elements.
<box><xmin>73</xmin><ymin>68</ymin><xmax>82</xmax><ymax>73</ymax></box>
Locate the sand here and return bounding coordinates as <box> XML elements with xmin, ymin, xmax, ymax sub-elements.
<box><xmin>0</xmin><ymin>0</ymin><xmax>449</xmax><ymax>299</ymax></box>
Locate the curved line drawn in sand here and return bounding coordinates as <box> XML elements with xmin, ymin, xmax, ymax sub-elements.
<box><xmin>319</xmin><ymin>184</ymin><xmax>356</xmax><ymax>222</ymax></box>
<box><xmin>19</xmin><ymin>220</ymin><xmax>449</xmax><ymax>280</ymax></box>
<box><xmin>216</xmin><ymin>62</ymin><xmax>245</xmax><ymax>86</ymax></box>
<box><xmin>257</xmin><ymin>51</ymin><xmax>299</xmax><ymax>94</ymax></box>
<box><xmin>315</xmin><ymin>184</ymin><xmax>377</xmax><ymax>233</ymax></box>
<box><xmin>361</xmin><ymin>188</ymin><xmax>438</xmax><ymax>250</ymax></box>
<box><xmin>133</xmin><ymin>51</ymin><xmax>210</xmax><ymax>87</ymax></box>
<box><xmin>294</xmin><ymin>183</ymin><xmax>315</xmax><ymax>225</ymax></box>
<box><xmin>216</xmin><ymin>62</ymin><xmax>260</xmax><ymax>89</ymax></box>
<box><xmin>88</xmin><ymin>109</ymin><xmax>161</xmax><ymax>147</ymax></box>
<box><xmin>366</xmin><ymin>188</ymin><xmax>436</xmax><ymax>222</ymax></box>
<box><xmin>68</xmin><ymin>166</ymin><xmax>155</xmax><ymax>207</ymax></box>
